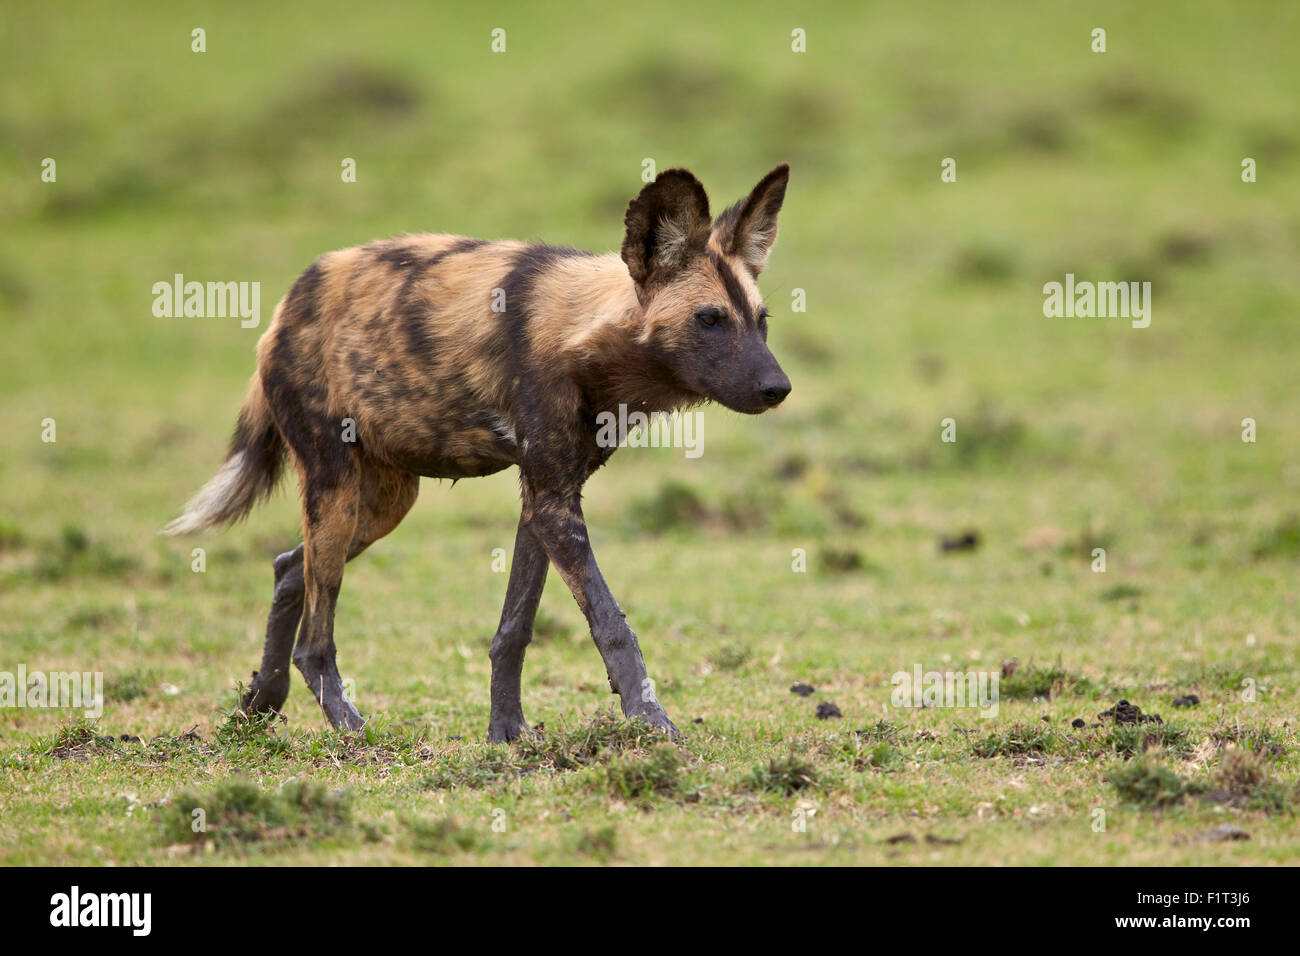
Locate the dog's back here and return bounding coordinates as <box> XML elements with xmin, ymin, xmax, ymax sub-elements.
<box><xmin>256</xmin><ymin>234</ymin><xmax>640</xmax><ymax>479</ymax></box>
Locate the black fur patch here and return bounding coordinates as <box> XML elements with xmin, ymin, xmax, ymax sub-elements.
<box><xmin>709</xmin><ymin>251</ymin><xmax>754</xmax><ymax>323</ymax></box>
<box><xmin>500</xmin><ymin>244</ymin><xmax>595</xmax><ymax>326</ymax></box>
<box><xmin>499</xmin><ymin>244</ymin><xmax>597</xmax><ymax>384</ymax></box>
<box><xmin>283</xmin><ymin>261</ymin><xmax>324</xmax><ymax>325</ymax></box>
<box><xmin>263</xmin><ymin>334</ymin><xmax>354</xmax><ymax>523</ymax></box>
<box><xmin>398</xmin><ymin>238</ymin><xmax>489</xmax><ymax>357</ymax></box>
<box><xmin>375</xmin><ymin>245</ymin><xmax>421</xmax><ymax>269</ymax></box>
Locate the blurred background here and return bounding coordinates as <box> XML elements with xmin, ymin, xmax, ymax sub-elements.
<box><xmin>2</xmin><ymin>0</ymin><xmax>1298</xmax><ymax>721</ymax></box>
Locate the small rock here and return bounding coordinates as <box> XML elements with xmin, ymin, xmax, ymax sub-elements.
<box><xmin>940</xmin><ymin>530</ymin><xmax>980</xmax><ymax>553</ymax></box>
<box><xmin>815</xmin><ymin>702</ymin><xmax>842</xmax><ymax>720</ymax></box>
<box><xmin>790</xmin><ymin>683</ymin><xmax>815</xmax><ymax>697</ymax></box>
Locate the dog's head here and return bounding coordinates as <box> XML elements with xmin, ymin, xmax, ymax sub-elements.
<box><xmin>621</xmin><ymin>165</ymin><xmax>791</xmax><ymax>414</ymax></box>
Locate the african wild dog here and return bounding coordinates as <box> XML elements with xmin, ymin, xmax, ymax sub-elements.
<box><xmin>165</xmin><ymin>165</ymin><xmax>792</xmax><ymax>742</ymax></box>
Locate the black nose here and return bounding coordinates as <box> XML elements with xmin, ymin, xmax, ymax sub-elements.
<box><xmin>760</xmin><ymin>382</ymin><xmax>791</xmax><ymax>406</ymax></box>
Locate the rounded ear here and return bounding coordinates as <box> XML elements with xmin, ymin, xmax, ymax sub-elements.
<box><xmin>713</xmin><ymin>163</ymin><xmax>790</xmax><ymax>275</ymax></box>
<box><xmin>621</xmin><ymin>168</ymin><xmax>712</xmax><ymax>292</ymax></box>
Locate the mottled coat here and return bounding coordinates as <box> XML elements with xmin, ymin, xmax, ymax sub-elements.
<box><xmin>167</xmin><ymin>165</ymin><xmax>792</xmax><ymax>740</ymax></box>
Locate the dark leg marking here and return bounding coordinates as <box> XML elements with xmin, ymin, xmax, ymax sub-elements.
<box><xmin>241</xmin><ymin>544</ymin><xmax>304</xmax><ymax>715</ymax></box>
<box><xmin>486</xmin><ymin>518</ymin><xmax>549</xmax><ymax>743</ymax></box>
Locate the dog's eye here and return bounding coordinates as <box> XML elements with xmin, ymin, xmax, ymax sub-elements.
<box><xmin>694</xmin><ymin>307</ymin><xmax>725</xmax><ymax>327</ymax></box>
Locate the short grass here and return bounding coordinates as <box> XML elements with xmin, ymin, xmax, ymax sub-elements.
<box><xmin>2</xmin><ymin>0</ymin><xmax>1298</xmax><ymax>865</ymax></box>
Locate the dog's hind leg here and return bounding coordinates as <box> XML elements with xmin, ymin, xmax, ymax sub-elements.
<box><xmin>487</xmin><ymin>518</ymin><xmax>549</xmax><ymax>743</ymax></box>
<box><xmin>241</xmin><ymin>544</ymin><xmax>304</xmax><ymax>715</ymax></box>
<box><xmin>291</xmin><ymin>460</ymin><xmax>418</xmax><ymax>730</ymax></box>
<box><xmin>292</xmin><ymin>469</ymin><xmax>364</xmax><ymax>730</ymax></box>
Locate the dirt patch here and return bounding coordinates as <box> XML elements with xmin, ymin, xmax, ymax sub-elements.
<box><xmin>820</xmin><ymin>547</ymin><xmax>863</xmax><ymax>573</ymax></box>
<box><xmin>47</xmin><ymin>726</ymin><xmax>117</xmax><ymax>762</ymax></box>
<box><xmin>1098</xmin><ymin>700</ymin><xmax>1162</xmax><ymax>725</ymax></box>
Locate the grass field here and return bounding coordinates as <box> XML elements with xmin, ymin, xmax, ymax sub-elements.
<box><xmin>2</xmin><ymin>0</ymin><xmax>1298</xmax><ymax>865</ymax></box>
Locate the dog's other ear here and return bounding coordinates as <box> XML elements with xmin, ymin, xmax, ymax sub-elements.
<box><xmin>713</xmin><ymin>163</ymin><xmax>789</xmax><ymax>276</ymax></box>
<box><xmin>621</xmin><ymin>168</ymin><xmax>712</xmax><ymax>293</ymax></box>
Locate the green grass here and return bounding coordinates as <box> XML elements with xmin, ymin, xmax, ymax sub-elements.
<box><xmin>158</xmin><ymin>778</ymin><xmax>356</xmax><ymax>852</ymax></box>
<box><xmin>2</xmin><ymin>0</ymin><xmax>1299</xmax><ymax>865</ymax></box>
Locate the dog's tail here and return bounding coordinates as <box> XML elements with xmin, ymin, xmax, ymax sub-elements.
<box><xmin>162</xmin><ymin>375</ymin><xmax>285</xmax><ymax>535</ymax></box>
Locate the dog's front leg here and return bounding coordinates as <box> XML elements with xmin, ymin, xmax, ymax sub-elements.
<box><xmin>525</xmin><ymin>486</ymin><xmax>678</xmax><ymax>739</ymax></box>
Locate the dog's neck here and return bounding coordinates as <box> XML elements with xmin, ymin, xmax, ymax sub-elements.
<box><xmin>542</xmin><ymin>255</ymin><xmax>700</xmax><ymax>417</ymax></box>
